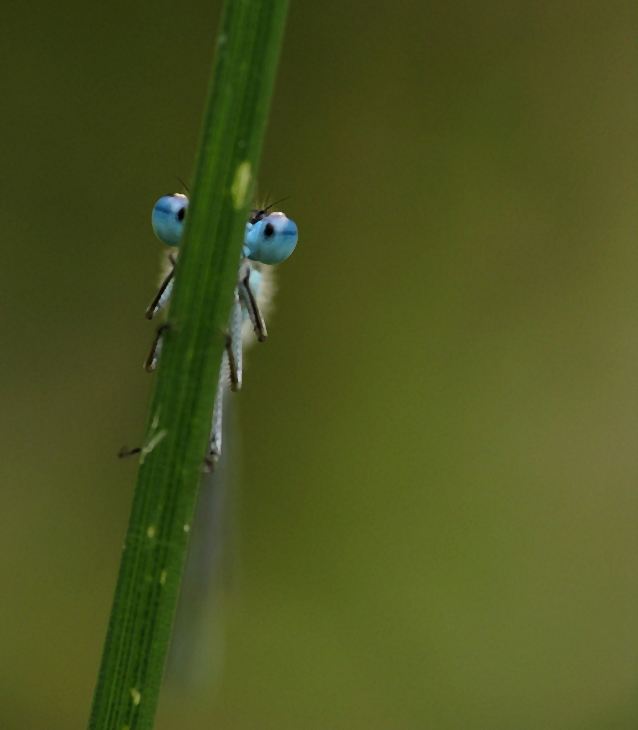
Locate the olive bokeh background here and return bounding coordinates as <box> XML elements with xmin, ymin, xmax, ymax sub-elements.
<box><xmin>0</xmin><ymin>1</ymin><xmax>636</xmax><ymax>728</ymax></box>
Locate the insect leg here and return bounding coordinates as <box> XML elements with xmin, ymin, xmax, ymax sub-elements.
<box><xmin>118</xmin><ymin>446</ymin><xmax>142</xmax><ymax>459</ymax></box>
<box><xmin>226</xmin><ymin>289</ymin><xmax>243</xmax><ymax>392</ymax></box>
<box><xmin>205</xmin><ymin>360</ymin><xmax>227</xmax><ymax>471</ymax></box>
<box><xmin>145</xmin><ymin>254</ymin><xmax>176</xmax><ymax>320</ymax></box>
<box><xmin>144</xmin><ymin>322</ymin><xmax>171</xmax><ymax>372</ymax></box>
<box><xmin>238</xmin><ymin>265</ymin><xmax>267</xmax><ymax>342</ymax></box>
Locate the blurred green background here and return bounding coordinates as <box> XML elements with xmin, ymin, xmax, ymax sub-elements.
<box><xmin>0</xmin><ymin>1</ymin><xmax>636</xmax><ymax>728</ymax></box>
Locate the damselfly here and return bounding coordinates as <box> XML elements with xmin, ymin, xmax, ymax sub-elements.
<box><xmin>121</xmin><ymin>192</ymin><xmax>298</xmax><ymax>469</ymax></box>
<box><xmin>119</xmin><ymin>192</ymin><xmax>298</xmax><ymax>685</ymax></box>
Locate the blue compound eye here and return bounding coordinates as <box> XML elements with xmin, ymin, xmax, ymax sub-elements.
<box><xmin>243</xmin><ymin>212</ymin><xmax>298</xmax><ymax>265</ymax></box>
<box><xmin>152</xmin><ymin>193</ymin><xmax>188</xmax><ymax>247</ymax></box>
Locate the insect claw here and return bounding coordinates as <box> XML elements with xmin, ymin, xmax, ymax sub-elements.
<box><xmin>118</xmin><ymin>446</ymin><xmax>142</xmax><ymax>459</ymax></box>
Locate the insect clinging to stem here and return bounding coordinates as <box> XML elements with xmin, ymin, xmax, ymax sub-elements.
<box><xmin>119</xmin><ymin>190</ymin><xmax>298</xmax><ymax>470</ymax></box>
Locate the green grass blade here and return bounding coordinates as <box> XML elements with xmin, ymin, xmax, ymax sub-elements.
<box><xmin>87</xmin><ymin>1</ymin><xmax>291</xmax><ymax>728</ymax></box>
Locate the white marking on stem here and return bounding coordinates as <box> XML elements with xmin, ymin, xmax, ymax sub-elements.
<box><xmin>146</xmin><ymin>525</ymin><xmax>155</xmax><ymax>539</ymax></box>
<box><xmin>131</xmin><ymin>688</ymin><xmax>141</xmax><ymax>706</ymax></box>
<box><xmin>139</xmin><ymin>429</ymin><xmax>167</xmax><ymax>464</ymax></box>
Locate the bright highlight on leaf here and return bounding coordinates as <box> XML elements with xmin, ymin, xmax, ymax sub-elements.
<box><xmin>231</xmin><ymin>161</ymin><xmax>252</xmax><ymax>209</ymax></box>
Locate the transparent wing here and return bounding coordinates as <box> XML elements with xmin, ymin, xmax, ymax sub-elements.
<box><xmin>164</xmin><ymin>387</ymin><xmax>240</xmax><ymax>689</ymax></box>
<box><xmin>163</xmin><ymin>264</ymin><xmax>275</xmax><ymax>689</ymax></box>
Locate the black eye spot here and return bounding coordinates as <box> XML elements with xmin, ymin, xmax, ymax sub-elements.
<box><xmin>176</xmin><ymin>207</ymin><xmax>186</xmax><ymax>222</ymax></box>
<box><xmin>264</xmin><ymin>222</ymin><xmax>275</xmax><ymax>238</ymax></box>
